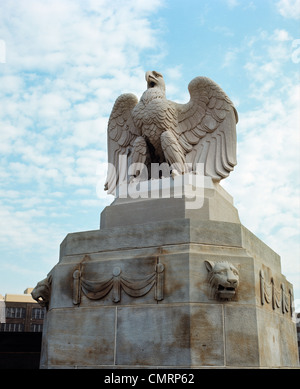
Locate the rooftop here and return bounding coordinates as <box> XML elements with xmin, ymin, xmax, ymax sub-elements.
<box><xmin>0</xmin><ymin>288</ymin><xmax>37</xmax><ymax>303</ymax></box>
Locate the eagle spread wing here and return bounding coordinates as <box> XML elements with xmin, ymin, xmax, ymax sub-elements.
<box><xmin>104</xmin><ymin>73</ymin><xmax>238</xmax><ymax>195</ymax></box>
<box><xmin>174</xmin><ymin>76</ymin><xmax>238</xmax><ymax>181</ymax></box>
<box><xmin>105</xmin><ymin>93</ymin><xmax>139</xmax><ymax>195</ymax></box>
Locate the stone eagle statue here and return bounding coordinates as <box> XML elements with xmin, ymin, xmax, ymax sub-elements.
<box><xmin>104</xmin><ymin>71</ymin><xmax>238</xmax><ymax>195</ymax></box>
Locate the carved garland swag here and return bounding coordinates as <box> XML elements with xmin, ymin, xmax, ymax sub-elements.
<box><xmin>259</xmin><ymin>269</ymin><xmax>293</xmax><ymax>317</ymax></box>
<box><xmin>72</xmin><ymin>261</ymin><xmax>164</xmax><ymax>305</ymax></box>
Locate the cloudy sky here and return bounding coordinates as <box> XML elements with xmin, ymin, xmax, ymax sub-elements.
<box><xmin>0</xmin><ymin>0</ymin><xmax>299</xmax><ymax>309</ymax></box>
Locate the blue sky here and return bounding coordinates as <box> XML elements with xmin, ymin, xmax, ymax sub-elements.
<box><xmin>0</xmin><ymin>0</ymin><xmax>299</xmax><ymax>309</ymax></box>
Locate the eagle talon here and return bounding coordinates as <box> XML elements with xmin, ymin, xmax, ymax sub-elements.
<box><xmin>129</xmin><ymin>175</ymin><xmax>139</xmax><ymax>184</ymax></box>
<box><xmin>104</xmin><ymin>70</ymin><xmax>238</xmax><ymax>195</ymax></box>
<box><xmin>171</xmin><ymin>169</ymin><xmax>180</xmax><ymax>179</ymax></box>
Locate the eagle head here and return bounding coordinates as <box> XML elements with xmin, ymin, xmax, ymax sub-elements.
<box><xmin>145</xmin><ymin>70</ymin><xmax>165</xmax><ymax>92</ymax></box>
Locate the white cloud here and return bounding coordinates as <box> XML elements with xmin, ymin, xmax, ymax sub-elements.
<box><xmin>0</xmin><ymin>0</ymin><xmax>166</xmax><ymax>294</ymax></box>
<box><xmin>0</xmin><ymin>0</ymin><xmax>165</xmax><ymax>169</ymax></box>
<box><xmin>273</xmin><ymin>28</ymin><xmax>292</xmax><ymax>41</ymax></box>
<box><xmin>276</xmin><ymin>0</ymin><xmax>300</xmax><ymax>19</ymax></box>
<box><xmin>225</xmin><ymin>0</ymin><xmax>239</xmax><ymax>8</ymax></box>
<box><xmin>222</xmin><ymin>48</ymin><xmax>240</xmax><ymax>68</ymax></box>
<box><xmin>223</xmin><ymin>28</ymin><xmax>300</xmax><ymax>298</ymax></box>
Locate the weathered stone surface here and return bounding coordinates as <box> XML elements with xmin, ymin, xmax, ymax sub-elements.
<box><xmin>40</xmin><ymin>307</ymin><xmax>115</xmax><ymax>368</ymax></box>
<box><xmin>37</xmin><ymin>181</ymin><xmax>299</xmax><ymax>368</ymax></box>
<box><xmin>224</xmin><ymin>306</ymin><xmax>260</xmax><ymax>366</ymax></box>
<box><xmin>59</xmin><ymin>219</ymin><xmax>244</xmax><ymax>260</ymax></box>
<box><xmin>189</xmin><ymin>304</ymin><xmax>224</xmax><ymax>366</ymax></box>
<box><xmin>257</xmin><ymin>296</ymin><xmax>299</xmax><ymax>367</ymax></box>
<box><xmin>116</xmin><ymin>305</ymin><xmax>192</xmax><ymax>366</ymax></box>
<box><xmin>116</xmin><ymin>304</ymin><xmax>224</xmax><ymax>367</ymax></box>
<box><xmin>101</xmin><ymin>178</ymin><xmax>240</xmax><ymax>229</ymax></box>
<box><xmin>242</xmin><ymin>225</ymin><xmax>281</xmax><ymax>273</ymax></box>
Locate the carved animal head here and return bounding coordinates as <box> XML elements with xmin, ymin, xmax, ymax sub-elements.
<box><xmin>145</xmin><ymin>70</ymin><xmax>165</xmax><ymax>91</ymax></box>
<box><xmin>205</xmin><ymin>260</ymin><xmax>239</xmax><ymax>300</ymax></box>
<box><xmin>31</xmin><ymin>276</ymin><xmax>52</xmax><ymax>309</ymax></box>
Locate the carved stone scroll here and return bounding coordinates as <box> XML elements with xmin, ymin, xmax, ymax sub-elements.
<box><xmin>72</xmin><ymin>262</ymin><xmax>165</xmax><ymax>305</ymax></box>
<box><xmin>72</xmin><ymin>269</ymin><xmax>81</xmax><ymax>305</ymax></box>
<box><xmin>155</xmin><ymin>263</ymin><xmax>164</xmax><ymax>301</ymax></box>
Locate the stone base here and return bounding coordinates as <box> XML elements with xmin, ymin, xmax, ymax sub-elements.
<box><xmin>39</xmin><ymin>179</ymin><xmax>299</xmax><ymax>368</ymax></box>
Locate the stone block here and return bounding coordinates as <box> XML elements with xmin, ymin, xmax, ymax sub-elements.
<box><xmin>59</xmin><ymin>219</ymin><xmax>244</xmax><ymax>261</ymax></box>
<box><xmin>190</xmin><ymin>220</ymin><xmax>242</xmax><ymax>247</ymax></box>
<box><xmin>224</xmin><ymin>305</ymin><xmax>260</xmax><ymax>367</ymax></box>
<box><xmin>189</xmin><ymin>304</ymin><xmax>224</xmax><ymax>366</ymax></box>
<box><xmin>115</xmin><ymin>304</ymin><xmax>224</xmax><ymax>367</ymax></box>
<box><xmin>100</xmin><ymin>177</ymin><xmax>240</xmax><ymax>229</ymax></box>
<box><xmin>257</xmin><ymin>306</ymin><xmax>299</xmax><ymax>367</ymax></box>
<box><xmin>59</xmin><ymin>220</ymin><xmax>191</xmax><ymax>258</ymax></box>
<box><xmin>115</xmin><ymin>304</ymin><xmax>191</xmax><ymax>366</ymax></box>
<box><xmin>158</xmin><ymin>251</ymin><xmax>190</xmax><ymax>304</ymax></box>
<box><xmin>242</xmin><ymin>226</ymin><xmax>281</xmax><ymax>273</ymax></box>
<box><xmin>40</xmin><ymin>307</ymin><xmax>116</xmax><ymax>368</ymax></box>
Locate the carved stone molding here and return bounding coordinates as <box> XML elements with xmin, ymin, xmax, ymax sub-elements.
<box><xmin>72</xmin><ymin>259</ymin><xmax>164</xmax><ymax>305</ymax></box>
<box><xmin>204</xmin><ymin>260</ymin><xmax>239</xmax><ymax>300</ymax></box>
<box><xmin>259</xmin><ymin>269</ymin><xmax>293</xmax><ymax>316</ymax></box>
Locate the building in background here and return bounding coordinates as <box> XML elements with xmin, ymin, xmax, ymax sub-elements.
<box><xmin>297</xmin><ymin>313</ymin><xmax>300</xmax><ymax>364</ymax></box>
<box><xmin>0</xmin><ymin>288</ymin><xmax>44</xmax><ymax>332</ymax></box>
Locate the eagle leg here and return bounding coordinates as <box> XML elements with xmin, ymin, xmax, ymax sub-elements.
<box><xmin>161</xmin><ymin>131</ymin><xmax>187</xmax><ymax>178</ymax></box>
<box><xmin>128</xmin><ymin>136</ymin><xmax>148</xmax><ymax>183</ymax></box>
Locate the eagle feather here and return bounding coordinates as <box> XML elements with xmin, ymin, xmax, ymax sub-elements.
<box><xmin>104</xmin><ymin>71</ymin><xmax>238</xmax><ymax>195</ymax></box>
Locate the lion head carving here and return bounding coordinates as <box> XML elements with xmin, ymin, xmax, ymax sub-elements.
<box><xmin>31</xmin><ymin>276</ymin><xmax>52</xmax><ymax>309</ymax></box>
<box><xmin>204</xmin><ymin>260</ymin><xmax>239</xmax><ymax>300</ymax></box>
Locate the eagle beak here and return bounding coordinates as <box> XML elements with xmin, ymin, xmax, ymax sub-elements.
<box><xmin>146</xmin><ymin>71</ymin><xmax>158</xmax><ymax>88</ymax></box>
<box><xmin>145</xmin><ymin>72</ymin><xmax>157</xmax><ymax>82</ymax></box>
<box><xmin>145</xmin><ymin>71</ymin><xmax>154</xmax><ymax>81</ymax></box>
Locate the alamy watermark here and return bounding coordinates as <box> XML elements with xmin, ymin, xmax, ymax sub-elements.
<box><xmin>97</xmin><ymin>156</ymin><xmax>206</xmax><ymax>210</ymax></box>
<box><xmin>0</xmin><ymin>39</ymin><xmax>6</xmax><ymax>63</ymax></box>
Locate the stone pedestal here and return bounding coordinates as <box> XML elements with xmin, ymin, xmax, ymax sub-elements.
<box><xmin>39</xmin><ymin>177</ymin><xmax>299</xmax><ymax>368</ymax></box>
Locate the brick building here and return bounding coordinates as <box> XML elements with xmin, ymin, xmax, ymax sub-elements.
<box><xmin>0</xmin><ymin>288</ymin><xmax>44</xmax><ymax>332</ymax></box>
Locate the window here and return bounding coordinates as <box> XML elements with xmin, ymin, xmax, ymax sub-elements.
<box><xmin>0</xmin><ymin>323</ymin><xmax>24</xmax><ymax>332</ymax></box>
<box><xmin>6</xmin><ymin>307</ymin><xmax>26</xmax><ymax>319</ymax></box>
<box><xmin>31</xmin><ymin>308</ymin><xmax>45</xmax><ymax>320</ymax></box>
<box><xmin>30</xmin><ymin>323</ymin><xmax>43</xmax><ymax>332</ymax></box>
